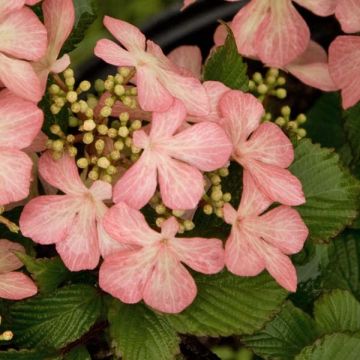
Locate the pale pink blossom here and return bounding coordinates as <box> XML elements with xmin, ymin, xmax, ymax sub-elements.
<box><xmin>113</xmin><ymin>100</ymin><xmax>232</xmax><ymax>210</ymax></box>
<box><xmin>230</xmin><ymin>0</ymin><xmax>336</xmax><ymax>67</ymax></box>
<box><xmin>32</xmin><ymin>0</ymin><xmax>75</xmax><ymax>94</ymax></box>
<box><xmin>0</xmin><ymin>239</ymin><xmax>37</xmax><ymax>300</ymax></box>
<box><xmin>26</xmin><ymin>0</ymin><xmax>43</xmax><ymax>4</ymax></box>
<box><xmin>223</xmin><ymin>172</ymin><xmax>308</xmax><ymax>292</ymax></box>
<box><xmin>335</xmin><ymin>0</ymin><xmax>360</xmax><ymax>33</ymax></box>
<box><xmin>20</xmin><ymin>152</ymin><xmax>127</xmax><ymax>271</ymax></box>
<box><xmin>100</xmin><ymin>202</ymin><xmax>224</xmax><ymax>313</ymax></box>
<box><xmin>94</xmin><ymin>16</ymin><xmax>210</xmax><ymax>115</ymax></box>
<box><xmin>0</xmin><ymin>1</ymin><xmax>47</xmax><ymax>102</ymax></box>
<box><xmin>0</xmin><ymin>90</ymin><xmax>43</xmax><ymax>205</ymax></box>
<box><xmin>329</xmin><ymin>36</ymin><xmax>360</xmax><ymax>109</ymax></box>
<box><xmin>219</xmin><ymin>90</ymin><xmax>305</xmax><ymax>206</ymax></box>
<box><xmin>167</xmin><ymin>46</ymin><xmax>202</xmax><ymax>78</ymax></box>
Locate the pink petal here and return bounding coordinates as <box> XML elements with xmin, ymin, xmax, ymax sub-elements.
<box><xmin>223</xmin><ymin>203</ymin><xmax>238</xmax><ymax>225</ymax></box>
<box><xmin>213</xmin><ymin>23</ymin><xmax>228</xmax><ymax>47</ymax></box>
<box><xmin>255</xmin><ymin>0</ymin><xmax>310</xmax><ymax>67</ymax></box>
<box><xmin>335</xmin><ymin>0</ymin><xmax>360</xmax><ymax>33</ymax></box>
<box><xmin>163</xmin><ymin>122</ymin><xmax>232</xmax><ymax>171</ymax></box>
<box><xmin>113</xmin><ymin>152</ymin><xmax>157</xmax><ymax>209</ymax></box>
<box><xmin>237</xmin><ymin>170</ymin><xmax>272</xmax><ymax>218</ymax></box>
<box><xmin>19</xmin><ymin>195</ymin><xmax>82</xmax><ymax>245</ymax></box>
<box><xmin>167</xmin><ymin>46</ymin><xmax>202</xmax><ymax>78</ymax></box>
<box><xmin>149</xmin><ymin>99</ymin><xmax>186</xmax><ymax>138</ymax></box>
<box><xmin>42</xmin><ymin>0</ymin><xmax>75</xmax><ymax>66</ymax></box>
<box><xmin>99</xmin><ymin>248</ymin><xmax>157</xmax><ymax>304</ymax></box>
<box><xmin>231</xmin><ymin>0</ymin><xmax>270</xmax><ymax>58</ymax></box>
<box><xmin>0</xmin><ymin>90</ymin><xmax>43</xmax><ymax>149</ymax></box>
<box><xmin>39</xmin><ymin>152</ymin><xmax>87</xmax><ymax>195</ymax></box>
<box><xmin>171</xmin><ymin>236</ymin><xmax>224</xmax><ymax>274</ymax></box>
<box><xmin>136</xmin><ymin>66</ymin><xmax>174</xmax><ymax>112</ymax></box>
<box><xmin>0</xmin><ymin>272</ymin><xmax>37</xmax><ymax>300</ymax></box>
<box><xmin>50</xmin><ymin>54</ymin><xmax>71</xmax><ymax>74</ymax></box>
<box><xmin>25</xmin><ymin>131</ymin><xmax>48</xmax><ymax>153</ymax></box>
<box><xmin>219</xmin><ymin>90</ymin><xmax>264</xmax><ymax>146</ymax></box>
<box><xmin>157</xmin><ymin>155</ymin><xmax>204</xmax><ymax>210</ymax></box>
<box><xmin>143</xmin><ymin>249</ymin><xmax>197</xmax><ymax>313</ymax></box>
<box><xmin>89</xmin><ymin>180</ymin><xmax>112</xmax><ymax>201</ymax></box>
<box><xmin>160</xmin><ymin>70</ymin><xmax>210</xmax><ymax>116</ymax></box>
<box><xmin>243</xmin><ymin>122</ymin><xmax>294</xmax><ymax>168</ymax></box>
<box><xmin>0</xmin><ymin>0</ymin><xmax>24</xmax><ymax>17</ymax></box>
<box><xmin>293</xmin><ymin>0</ymin><xmax>337</xmax><ymax>16</ymax></box>
<box><xmin>0</xmin><ymin>239</ymin><xmax>25</xmax><ymax>273</ymax></box>
<box><xmin>103</xmin><ymin>202</ymin><xmax>160</xmax><ymax>246</ymax></box>
<box><xmin>56</xmin><ymin>204</ymin><xmax>100</xmax><ymax>271</ymax></box>
<box><xmin>329</xmin><ymin>36</ymin><xmax>360</xmax><ymax>109</ymax></box>
<box><xmin>160</xmin><ymin>217</ymin><xmax>179</xmax><ymax>239</ymax></box>
<box><xmin>246</xmin><ymin>159</ymin><xmax>305</xmax><ymax>206</ymax></box>
<box><xmin>26</xmin><ymin>0</ymin><xmax>42</xmax><ymax>4</ymax></box>
<box><xmin>285</xmin><ymin>41</ymin><xmax>338</xmax><ymax>92</ymax></box>
<box><xmin>263</xmin><ymin>245</ymin><xmax>298</xmax><ymax>292</ymax></box>
<box><xmin>103</xmin><ymin>16</ymin><xmax>146</xmax><ymax>52</ymax></box>
<box><xmin>181</xmin><ymin>0</ymin><xmax>197</xmax><ymax>10</ymax></box>
<box><xmin>0</xmin><ymin>149</ymin><xmax>32</xmax><ymax>205</ymax></box>
<box><xmin>225</xmin><ymin>227</ymin><xmax>265</xmax><ymax>276</ymax></box>
<box><xmin>0</xmin><ymin>8</ymin><xmax>47</xmax><ymax>61</ymax></box>
<box><xmin>244</xmin><ymin>206</ymin><xmax>308</xmax><ymax>254</ymax></box>
<box><xmin>94</xmin><ymin>39</ymin><xmax>136</xmax><ymax>67</ymax></box>
<box><xmin>0</xmin><ymin>53</ymin><xmax>43</xmax><ymax>103</ymax></box>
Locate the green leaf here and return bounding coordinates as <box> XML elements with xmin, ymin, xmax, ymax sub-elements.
<box><xmin>108</xmin><ymin>301</ymin><xmax>180</xmax><ymax>360</ymax></box>
<box><xmin>305</xmin><ymin>93</ymin><xmax>345</xmax><ymax>150</ymax></box>
<box><xmin>295</xmin><ymin>333</ymin><xmax>360</xmax><ymax>360</ymax></box>
<box><xmin>289</xmin><ymin>139</ymin><xmax>360</xmax><ymax>242</ymax></box>
<box><xmin>243</xmin><ymin>302</ymin><xmax>320</xmax><ymax>360</ymax></box>
<box><xmin>167</xmin><ymin>271</ymin><xmax>287</xmax><ymax>337</ymax></box>
<box><xmin>203</xmin><ymin>26</ymin><xmax>249</xmax><ymax>91</ymax></box>
<box><xmin>15</xmin><ymin>254</ymin><xmax>71</xmax><ymax>294</ymax></box>
<box><xmin>0</xmin><ymin>350</ymin><xmax>58</xmax><ymax>360</ymax></box>
<box><xmin>314</xmin><ymin>289</ymin><xmax>360</xmax><ymax>334</ymax></box>
<box><xmin>10</xmin><ymin>285</ymin><xmax>102</xmax><ymax>349</ymax></box>
<box><xmin>62</xmin><ymin>0</ymin><xmax>97</xmax><ymax>55</ymax></box>
<box><xmin>344</xmin><ymin>102</ymin><xmax>360</xmax><ymax>164</ymax></box>
<box><xmin>323</xmin><ymin>230</ymin><xmax>360</xmax><ymax>300</ymax></box>
<box><xmin>63</xmin><ymin>346</ymin><xmax>90</xmax><ymax>360</ymax></box>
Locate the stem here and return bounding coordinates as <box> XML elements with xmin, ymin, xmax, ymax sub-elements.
<box><xmin>52</xmin><ymin>74</ymin><xmax>68</xmax><ymax>92</ymax></box>
<box><xmin>0</xmin><ymin>216</ymin><xmax>19</xmax><ymax>233</ymax></box>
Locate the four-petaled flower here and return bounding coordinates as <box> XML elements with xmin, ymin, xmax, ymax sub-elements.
<box><xmin>223</xmin><ymin>171</ymin><xmax>308</xmax><ymax>292</ymax></box>
<box><xmin>219</xmin><ymin>90</ymin><xmax>305</xmax><ymax>206</ymax></box>
<box><xmin>113</xmin><ymin>100</ymin><xmax>233</xmax><ymax>210</ymax></box>
<box><xmin>0</xmin><ymin>239</ymin><xmax>37</xmax><ymax>300</ymax></box>
<box><xmin>100</xmin><ymin>202</ymin><xmax>224</xmax><ymax>313</ymax></box>
<box><xmin>20</xmin><ymin>152</ymin><xmax>127</xmax><ymax>271</ymax></box>
<box><xmin>94</xmin><ymin>16</ymin><xmax>210</xmax><ymax>115</ymax></box>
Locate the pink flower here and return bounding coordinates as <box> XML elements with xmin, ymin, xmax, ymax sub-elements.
<box><xmin>223</xmin><ymin>172</ymin><xmax>308</xmax><ymax>292</ymax></box>
<box><xmin>219</xmin><ymin>90</ymin><xmax>305</xmax><ymax>206</ymax></box>
<box><xmin>0</xmin><ymin>90</ymin><xmax>43</xmax><ymax>205</ymax></box>
<box><xmin>32</xmin><ymin>0</ymin><xmax>75</xmax><ymax>94</ymax></box>
<box><xmin>0</xmin><ymin>1</ymin><xmax>47</xmax><ymax>102</ymax></box>
<box><xmin>0</xmin><ymin>239</ymin><xmax>37</xmax><ymax>300</ymax></box>
<box><xmin>100</xmin><ymin>202</ymin><xmax>224</xmax><ymax>313</ymax></box>
<box><xmin>329</xmin><ymin>36</ymin><xmax>360</xmax><ymax>109</ymax></box>
<box><xmin>113</xmin><ymin>100</ymin><xmax>232</xmax><ymax>210</ymax></box>
<box><xmin>230</xmin><ymin>0</ymin><xmax>336</xmax><ymax>67</ymax></box>
<box><xmin>20</xmin><ymin>152</ymin><xmax>127</xmax><ymax>271</ymax></box>
<box><xmin>94</xmin><ymin>16</ymin><xmax>210</xmax><ymax>115</ymax></box>
<box><xmin>335</xmin><ymin>0</ymin><xmax>360</xmax><ymax>33</ymax></box>
<box><xmin>167</xmin><ymin>46</ymin><xmax>202</xmax><ymax>78</ymax></box>
<box><xmin>26</xmin><ymin>0</ymin><xmax>43</xmax><ymax>5</ymax></box>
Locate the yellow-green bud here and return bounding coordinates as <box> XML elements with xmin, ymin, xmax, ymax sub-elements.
<box><xmin>118</xmin><ymin>126</ymin><xmax>129</xmax><ymax>138</ymax></box>
<box><xmin>97</xmin><ymin>124</ymin><xmax>108</xmax><ymax>135</ymax></box>
<box><xmin>105</xmin><ymin>97</ymin><xmax>115</xmax><ymax>107</ymax></box>
<box><xmin>266</xmin><ymin>75</ymin><xmax>276</xmax><ymax>85</ymax></box>
<box><xmin>119</xmin><ymin>112</ymin><xmax>130</xmax><ymax>122</ymax></box>
<box><xmin>130</xmin><ymin>87</ymin><xmax>138</xmax><ymax>96</ymax></box>
<box><xmin>94</xmin><ymin>79</ymin><xmax>105</xmax><ymax>93</ymax></box>
<box><xmin>281</xmin><ymin>106</ymin><xmax>291</xmax><ymax>117</ymax></box>
<box><xmin>49</xmin><ymin>84</ymin><xmax>60</xmax><ymax>95</ymax></box>
<box><xmin>131</xmin><ymin>120</ymin><xmax>142</xmax><ymax>130</ymax></box>
<box><xmin>172</xmin><ymin>209</ymin><xmax>185</xmax><ymax>217</ymax></box>
<box><xmin>253</xmin><ymin>72</ymin><xmax>263</xmax><ymax>83</ymax></box>
<box><xmin>50</xmin><ymin>104</ymin><xmax>61</xmax><ymax>114</ymax></box>
<box><xmin>215</xmin><ymin>208</ymin><xmax>223</xmax><ymax>218</ymax></box>
<box><xmin>106</xmin><ymin>165</ymin><xmax>117</xmax><ymax>175</ymax></box>
<box><xmin>287</xmin><ymin>121</ymin><xmax>298</xmax><ymax>130</ymax></box>
<box><xmin>257</xmin><ymin>84</ymin><xmax>268</xmax><ymax>95</ymax></box>
<box><xmin>275</xmin><ymin>116</ymin><xmax>286</xmax><ymax>127</ymax></box>
<box><xmin>108</xmin><ymin>128</ymin><xmax>118</xmax><ymax>138</ymax></box>
<box><xmin>218</xmin><ymin>167</ymin><xmax>229</xmax><ymax>177</ymax></box>
<box><xmin>131</xmin><ymin>145</ymin><xmax>141</xmax><ymax>154</ymax></box>
<box><xmin>203</xmin><ymin>204</ymin><xmax>213</xmax><ymax>215</ymax></box>
<box><xmin>104</xmin><ymin>79</ymin><xmax>114</xmax><ymax>91</ymax></box>
<box><xmin>88</xmin><ymin>169</ymin><xmax>99</xmax><ymax>181</ymax></box>
<box><xmin>68</xmin><ymin>116</ymin><xmax>79</xmax><ymax>127</ymax></box>
<box><xmin>100</xmin><ymin>106</ymin><xmax>112</xmax><ymax>118</ymax></box>
<box><xmin>63</xmin><ymin>68</ymin><xmax>74</xmax><ymax>78</ymax></box>
<box><xmin>52</xmin><ymin>139</ymin><xmax>64</xmax><ymax>152</ymax></box>
<box><xmin>83</xmin><ymin>132</ymin><xmax>94</xmax><ymax>144</ymax></box>
<box><xmin>297</xmin><ymin>114</ymin><xmax>307</xmax><ymax>124</ymax></box>
<box><xmin>87</xmin><ymin>96</ymin><xmax>98</xmax><ymax>109</ymax></box>
<box><xmin>65</xmin><ymin>77</ymin><xmax>75</xmax><ymax>87</ymax></box>
<box><xmin>130</xmin><ymin>153</ymin><xmax>140</xmax><ymax>162</ymax></box>
<box><xmin>297</xmin><ymin>128</ymin><xmax>307</xmax><ymax>138</ymax></box>
<box><xmin>78</xmin><ymin>80</ymin><xmax>91</xmax><ymax>92</ymax></box>
<box><xmin>114</xmin><ymin>140</ymin><xmax>124</xmax><ymax>151</ymax></box>
<box><xmin>68</xmin><ymin>146</ymin><xmax>78</xmax><ymax>157</ymax></box>
<box><xmin>248</xmin><ymin>80</ymin><xmax>256</xmax><ymax>91</ymax></box>
<box><xmin>223</xmin><ymin>192</ymin><xmax>232</xmax><ymax>202</ymax></box>
<box><xmin>119</xmin><ymin>67</ymin><xmax>131</xmax><ymax>77</ymax></box>
<box><xmin>211</xmin><ymin>189</ymin><xmax>223</xmax><ymax>201</ymax></box>
<box><xmin>156</xmin><ymin>217</ymin><xmax>165</xmax><ymax>227</ymax></box>
<box><xmin>183</xmin><ymin>220</ymin><xmax>195</xmax><ymax>231</ymax></box>
<box><xmin>122</xmin><ymin>96</ymin><xmax>132</xmax><ymax>107</ymax></box>
<box><xmin>155</xmin><ymin>204</ymin><xmax>166</xmax><ymax>215</ymax></box>
<box><xmin>71</xmin><ymin>102</ymin><xmax>81</xmax><ymax>113</ymax></box>
<box><xmin>85</xmin><ymin>108</ymin><xmax>94</xmax><ymax>118</ymax></box>
<box><xmin>66</xmin><ymin>91</ymin><xmax>78</xmax><ymax>103</ymax></box>
<box><xmin>101</xmin><ymin>174</ymin><xmax>112</xmax><ymax>183</ymax></box>
<box><xmin>276</xmin><ymin>88</ymin><xmax>287</xmax><ymax>99</ymax></box>
<box><xmin>268</xmin><ymin>68</ymin><xmax>279</xmax><ymax>77</ymax></box>
<box><xmin>77</xmin><ymin>157</ymin><xmax>89</xmax><ymax>168</ymax></box>
<box><xmin>110</xmin><ymin>150</ymin><xmax>121</xmax><ymax>161</ymax></box>
<box><xmin>277</xmin><ymin>77</ymin><xmax>286</xmax><ymax>86</ymax></box>
<box><xmin>125</xmin><ymin>137</ymin><xmax>132</xmax><ymax>147</ymax></box>
<box><xmin>50</xmin><ymin>124</ymin><xmax>62</xmax><ymax>135</ymax></box>
<box><xmin>83</xmin><ymin>119</ymin><xmax>96</xmax><ymax>131</ymax></box>
<box><xmin>115</xmin><ymin>74</ymin><xmax>124</xmax><ymax>84</ymax></box>
<box><xmin>66</xmin><ymin>134</ymin><xmax>75</xmax><ymax>143</ymax></box>
<box><xmin>211</xmin><ymin>174</ymin><xmax>221</xmax><ymax>185</ymax></box>
<box><xmin>178</xmin><ymin>224</ymin><xmax>185</xmax><ymax>234</ymax></box>
<box><xmin>114</xmin><ymin>84</ymin><xmax>125</xmax><ymax>96</ymax></box>
<box><xmin>95</xmin><ymin>139</ymin><xmax>105</xmax><ymax>153</ymax></box>
<box><xmin>97</xmin><ymin>156</ymin><xmax>110</xmax><ymax>169</ymax></box>
<box><xmin>1</xmin><ymin>331</ymin><xmax>13</xmax><ymax>341</ymax></box>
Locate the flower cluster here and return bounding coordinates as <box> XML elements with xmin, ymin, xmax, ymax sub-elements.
<box><xmin>5</xmin><ymin>0</ymin><xmax>345</xmax><ymax>314</ymax></box>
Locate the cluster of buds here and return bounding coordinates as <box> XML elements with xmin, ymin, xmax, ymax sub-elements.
<box><xmin>202</xmin><ymin>167</ymin><xmax>232</xmax><ymax>219</ymax></box>
<box><xmin>275</xmin><ymin>106</ymin><xmax>307</xmax><ymax>140</ymax></box>
<box><xmin>249</xmin><ymin>68</ymin><xmax>287</xmax><ymax>102</ymax></box>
